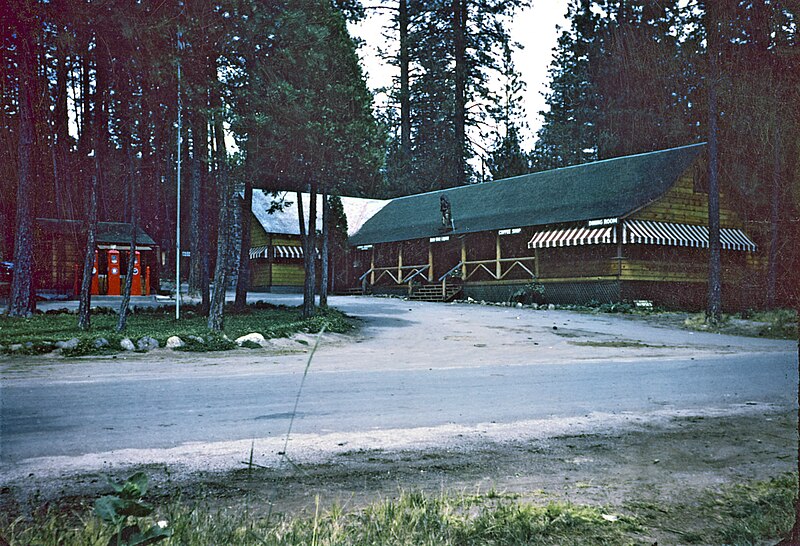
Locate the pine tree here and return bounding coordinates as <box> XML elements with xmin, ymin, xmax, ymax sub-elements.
<box><xmin>532</xmin><ymin>0</ymin><xmax>598</xmax><ymax>171</ymax></box>
<box><xmin>233</xmin><ymin>0</ymin><xmax>382</xmax><ymax>317</ymax></box>
<box><xmin>381</xmin><ymin>0</ymin><xmax>527</xmax><ymax>192</ymax></box>
<box><xmin>486</xmin><ymin>40</ymin><xmax>529</xmax><ymax>180</ymax></box>
<box><xmin>7</xmin><ymin>2</ymin><xmax>39</xmax><ymax>318</ymax></box>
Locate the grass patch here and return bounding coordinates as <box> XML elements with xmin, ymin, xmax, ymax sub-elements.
<box><xmin>1</xmin><ymin>491</ymin><xmax>639</xmax><ymax>546</ymax></box>
<box><xmin>0</xmin><ymin>303</ymin><xmax>354</xmax><ymax>357</ymax></box>
<box><xmin>630</xmin><ymin>474</ymin><xmax>796</xmax><ymax>544</ymax></box>
<box><xmin>2</xmin><ymin>476</ymin><xmax>796</xmax><ymax>545</ymax></box>
<box><xmin>683</xmin><ymin>308</ymin><xmax>797</xmax><ymax>339</ymax></box>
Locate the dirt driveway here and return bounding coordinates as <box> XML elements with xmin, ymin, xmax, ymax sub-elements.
<box><xmin>1</xmin><ymin>295</ymin><xmax>797</xmax><ymax>543</ymax></box>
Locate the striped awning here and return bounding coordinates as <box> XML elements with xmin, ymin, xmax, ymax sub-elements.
<box><xmin>527</xmin><ymin>226</ymin><xmax>616</xmax><ymax>249</ymax></box>
<box><xmin>249</xmin><ymin>245</ymin><xmax>269</xmax><ymax>259</ymax></box>
<box><xmin>624</xmin><ymin>220</ymin><xmax>757</xmax><ymax>251</ymax></box>
<box><xmin>249</xmin><ymin>245</ymin><xmax>322</xmax><ymax>259</ymax></box>
<box><xmin>274</xmin><ymin>245</ymin><xmax>304</xmax><ymax>259</ymax></box>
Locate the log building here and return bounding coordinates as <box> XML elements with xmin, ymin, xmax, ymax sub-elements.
<box><xmin>33</xmin><ymin>218</ymin><xmax>159</xmax><ymax>296</ymax></box>
<box><xmin>349</xmin><ymin>143</ymin><xmax>761</xmax><ymax>309</ymax></box>
<box><xmin>248</xmin><ymin>191</ymin><xmax>387</xmax><ymax>292</ymax></box>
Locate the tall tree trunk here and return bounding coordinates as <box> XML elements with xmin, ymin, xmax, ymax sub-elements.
<box><xmin>305</xmin><ymin>184</ymin><xmax>317</xmax><ymax>318</ymax></box>
<box><xmin>77</xmin><ymin>171</ymin><xmax>98</xmax><ymax>330</ymax></box>
<box><xmin>117</xmin><ymin>80</ymin><xmax>138</xmax><ymax>332</ymax></box>
<box><xmin>207</xmin><ymin>98</ymin><xmax>229</xmax><ymax>331</ymax></box>
<box><xmin>117</xmin><ymin>186</ymin><xmax>137</xmax><ymax>331</ymax></box>
<box><xmin>778</xmin><ymin>229</ymin><xmax>800</xmax><ymax>546</ymax></box>
<box><xmin>399</xmin><ymin>0</ymin><xmax>411</xmax><ymax>159</ymax></box>
<box><xmin>706</xmin><ymin>8</ymin><xmax>722</xmax><ymax>324</ymax></box>
<box><xmin>188</xmin><ymin>111</ymin><xmax>207</xmax><ymax>295</ymax></box>
<box><xmin>453</xmin><ymin>0</ymin><xmax>468</xmax><ymax>186</ymax></box>
<box><xmin>767</xmin><ymin>124</ymin><xmax>781</xmax><ymax>308</ymax></box>
<box><xmin>297</xmin><ymin>186</ymin><xmax>316</xmax><ymax>318</ymax></box>
<box><xmin>51</xmin><ymin>42</ymin><xmax>72</xmax><ymax>288</ymax></box>
<box><xmin>78</xmin><ymin>34</ymin><xmax>92</xmax><ymax>157</ymax></box>
<box><xmin>234</xmin><ymin>140</ymin><xmax>253</xmax><ymax>310</ymax></box>
<box><xmin>319</xmin><ymin>193</ymin><xmax>329</xmax><ymax>308</ymax></box>
<box><xmin>9</xmin><ymin>18</ymin><xmax>37</xmax><ymax>318</ymax></box>
<box><xmin>52</xmin><ymin>37</ymin><xmax>69</xmax><ymax>219</ymax></box>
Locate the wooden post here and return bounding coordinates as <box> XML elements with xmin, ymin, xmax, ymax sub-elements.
<box><xmin>460</xmin><ymin>236</ymin><xmax>467</xmax><ymax>279</ymax></box>
<box><xmin>370</xmin><ymin>246</ymin><xmax>376</xmax><ymax>286</ymax></box>
<box><xmin>616</xmin><ymin>223</ymin><xmax>623</xmax><ymax>278</ymax></box>
<box><xmin>534</xmin><ymin>248</ymin><xmax>540</xmax><ymax>278</ymax></box>
<box><xmin>495</xmin><ymin>232</ymin><xmax>501</xmax><ymax>279</ymax></box>
<box><xmin>73</xmin><ymin>263</ymin><xmax>80</xmax><ymax>296</ymax></box>
<box><xmin>397</xmin><ymin>243</ymin><xmax>403</xmax><ymax>284</ymax></box>
<box><xmin>428</xmin><ymin>243</ymin><xmax>434</xmax><ymax>282</ymax></box>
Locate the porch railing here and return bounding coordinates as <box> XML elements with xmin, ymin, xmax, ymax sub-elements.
<box><xmin>358</xmin><ymin>263</ymin><xmax>431</xmax><ymax>286</ymax></box>
<box><xmin>356</xmin><ymin>256</ymin><xmax>536</xmax><ymax>297</ymax></box>
<box><xmin>461</xmin><ymin>257</ymin><xmax>536</xmax><ymax>281</ymax></box>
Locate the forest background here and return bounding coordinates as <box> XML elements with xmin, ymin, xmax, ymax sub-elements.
<box><xmin>1</xmin><ymin>0</ymin><xmax>798</xmax><ymax>325</ymax></box>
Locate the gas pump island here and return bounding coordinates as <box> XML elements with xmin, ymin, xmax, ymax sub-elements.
<box><xmin>87</xmin><ymin>249</ymin><xmax>148</xmax><ymax>296</ymax></box>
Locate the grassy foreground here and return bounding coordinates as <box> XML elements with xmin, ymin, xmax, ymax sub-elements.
<box><xmin>0</xmin><ymin>303</ymin><xmax>354</xmax><ymax>356</ymax></box>
<box><xmin>1</xmin><ymin>476</ymin><xmax>795</xmax><ymax>545</ymax></box>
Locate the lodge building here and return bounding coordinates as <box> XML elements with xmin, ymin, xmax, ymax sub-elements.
<box><xmin>348</xmin><ymin>143</ymin><xmax>762</xmax><ymax>310</ymax></box>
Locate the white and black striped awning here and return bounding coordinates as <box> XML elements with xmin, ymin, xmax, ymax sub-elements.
<box><xmin>249</xmin><ymin>245</ymin><xmax>269</xmax><ymax>259</ymax></box>
<box><xmin>274</xmin><ymin>245</ymin><xmax>304</xmax><ymax>259</ymax></box>
<box><xmin>247</xmin><ymin>245</ymin><xmax>325</xmax><ymax>260</ymax></box>
<box><xmin>527</xmin><ymin>226</ymin><xmax>616</xmax><ymax>249</ymax></box>
<box><xmin>624</xmin><ymin>220</ymin><xmax>757</xmax><ymax>251</ymax></box>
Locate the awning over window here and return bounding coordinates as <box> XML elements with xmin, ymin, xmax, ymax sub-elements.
<box><xmin>624</xmin><ymin>220</ymin><xmax>757</xmax><ymax>251</ymax></box>
<box><xmin>249</xmin><ymin>245</ymin><xmax>269</xmax><ymax>259</ymax></box>
<box><xmin>274</xmin><ymin>245</ymin><xmax>303</xmax><ymax>259</ymax></box>
<box><xmin>249</xmin><ymin>245</ymin><xmax>321</xmax><ymax>259</ymax></box>
<box><xmin>527</xmin><ymin>226</ymin><xmax>616</xmax><ymax>249</ymax></box>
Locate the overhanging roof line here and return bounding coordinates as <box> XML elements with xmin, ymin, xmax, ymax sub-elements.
<box><xmin>350</xmin><ymin>143</ymin><xmax>707</xmax><ymax>247</ymax></box>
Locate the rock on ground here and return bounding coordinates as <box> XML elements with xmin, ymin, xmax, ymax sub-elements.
<box><xmin>120</xmin><ymin>338</ymin><xmax>135</xmax><ymax>351</ymax></box>
<box><xmin>56</xmin><ymin>338</ymin><xmax>80</xmax><ymax>350</ymax></box>
<box><xmin>235</xmin><ymin>333</ymin><xmax>267</xmax><ymax>347</ymax></box>
<box><xmin>166</xmin><ymin>336</ymin><xmax>185</xmax><ymax>349</ymax></box>
<box><xmin>137</xmin><ymin>336</ymin><xmax>159</xmax><ymax>351</ymax></box>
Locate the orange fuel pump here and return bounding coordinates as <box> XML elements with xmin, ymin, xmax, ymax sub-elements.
<box><xmin>130</xmin><ymin>251</ymin><xmax>142</xmax><ymax>295</ymax></box>
<box><xmin>107</xmin><ymin>249</ymin><xmax>121</xmax><ymax>295</ymax></box>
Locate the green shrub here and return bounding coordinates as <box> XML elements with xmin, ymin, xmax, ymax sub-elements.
<box><xmin>510</xmin><ymin>281</ymin><xmax>545</xmax><ymax>305</ymax></box>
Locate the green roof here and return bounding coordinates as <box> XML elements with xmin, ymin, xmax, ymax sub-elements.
<box><xmin>350</xmin><ymin>143</ymin><xmax>705</xmax><ymax>246</ymax></box>
<box><xmin>36</xmin><ymin>219</ymin><xmax>157</xmax><ymax>246</ymax></box>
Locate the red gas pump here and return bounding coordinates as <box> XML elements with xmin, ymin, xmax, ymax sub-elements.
<box><xmin>107</xmin><ymin>249</ymin><xmax>121</xmax><ymax>295</ymax></box>
<box><xmin>130</xmin><ymin>251</ymin><xmax>142</xmax><ymax>296</ymax></box>
<box><xmin>90</xmin><ymin>251</ymin><xmax>100</xmax><ymax>295</ymax></box>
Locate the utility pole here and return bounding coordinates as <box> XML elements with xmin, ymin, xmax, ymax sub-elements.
<box><xmin>175</xmin><ymin>28</ymin><xmax>183</xmax><ymax>320</ymax></box>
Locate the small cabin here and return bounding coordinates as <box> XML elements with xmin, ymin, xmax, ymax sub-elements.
<box><xmin>33</xmin><ymin>218</ymin><xmax>159</xmax><ymax>297</ymax></box>
<box><xmin>248</xmin><ymin>191</ymin><xmax>387</xmax><ymax>293</ymax></box>
<box><xmin>348</xmin><ymin>143</ymin><xmax>762</xmax><ymax>310</ymax></box>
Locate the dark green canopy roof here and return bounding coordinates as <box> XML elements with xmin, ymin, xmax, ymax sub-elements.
<box><xmin>36</xmin><ymin>218</ymin><xmax>157</xmax><ymax>246</ymax></box>
<box><xmin>350</xmin><ymin>143</ymin><xmax>705</xmax><ymax>246</ymax></box>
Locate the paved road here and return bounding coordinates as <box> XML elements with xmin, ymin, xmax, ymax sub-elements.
<box><xmin>1</xmin><ymin>295</ymin><xmax>795</xmax><ymax>477</ymax></box>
